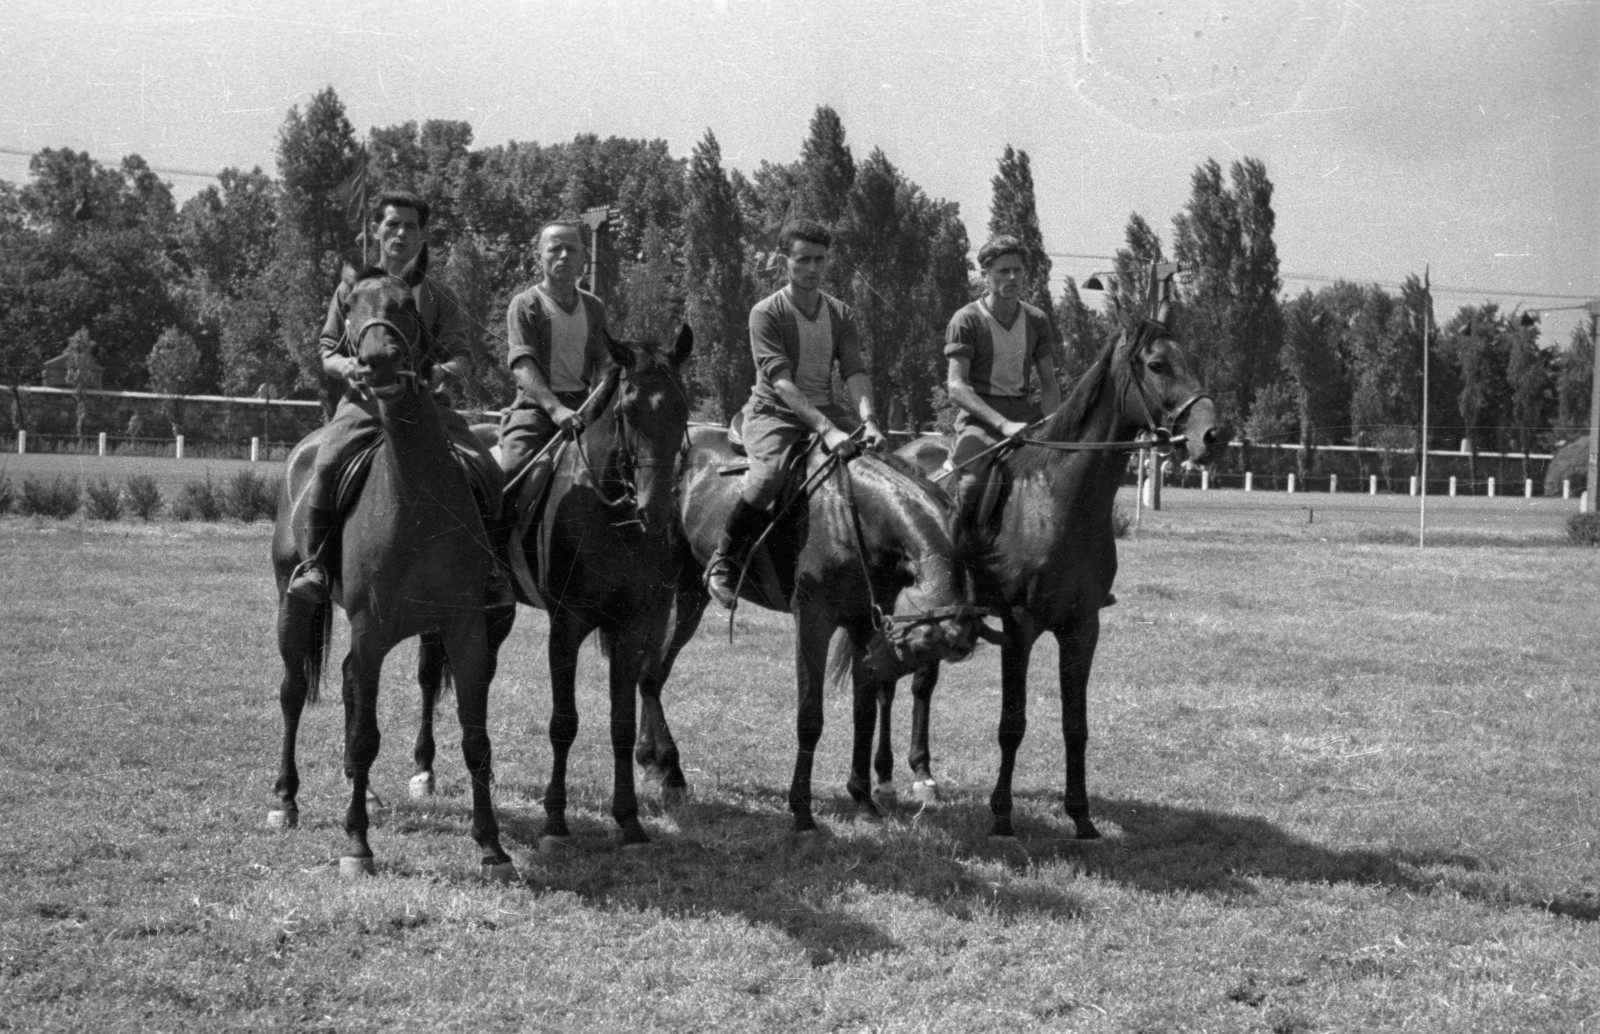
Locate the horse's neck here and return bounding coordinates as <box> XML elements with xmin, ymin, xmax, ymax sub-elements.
<box><xmin>852</xmin><ymin>463</ymin><xmax>951</xmax><ymax>590</ymax></box>
<box><xmin>375</xmin><ymin>394</ymin><xmax>459</xmax><ymax>486</ymax></box>
<box><xmin>1024</xmin><ymin>370</ymin><xmax>1139</xmax><ymax>511</ymax></box>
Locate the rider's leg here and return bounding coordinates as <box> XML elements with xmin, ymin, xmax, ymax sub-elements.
<box><xmin>705</xmin><ymin>410</ymin><xmax>799</xmax><ymax>609</ymax></box>
<box><xmin>288</xmin><ymin>399</ymin><xmax>381</xmax><ymax>603</ymax></box>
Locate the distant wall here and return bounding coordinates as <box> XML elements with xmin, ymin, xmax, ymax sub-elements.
<box><xmin>1</xmin><ymin>385</ymin><xmax>325</xmax><ymax>444</ymax></box>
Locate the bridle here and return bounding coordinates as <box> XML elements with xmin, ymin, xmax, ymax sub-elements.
<box><xmin>573</xmin><ymin>355</ymin><xmax>693</xmax><ymax>521</ymax></box>
<box><xmin>344</xmin><ymin>277</ymin><xmax>425</xmax><ymax>399</ymax></box>
<box><xmin>935</xmin><ymin>331</ymin><xmax>1213</xmax><ymax>481</ymax></box>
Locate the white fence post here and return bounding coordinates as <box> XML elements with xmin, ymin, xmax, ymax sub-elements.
<box><xmin>1369</xmin><ymin>475</ymin><xmax>1378</xmax><ymax>495</ymax></box>
<box><xmin>1244</xmin><ymin>471</ymin><xmax>1254</xmax><ymax>492</ymax></box>
<box><xmin>1329</xmin><ymin>474</ymin><xmax>1338</xmax><ymax>493</ymax></box>
<box><xmin>1564</xmin><ymin>479</ymin><xmax>1572</xmax><ymax>499</ymax></box>
<box><xmin>98</xmin><ymin>431</ymin><xmax>107</xmax><ymax>457</ymax></box>
<box><xmin>16</xmin><ymin>430</ymin><xmax>24</xmax><ymax>454</ymax></box>
<box><xmin>250</xmin><ymin>437</ymin><xmax>260</xmax><ymax>463</ymax></box>
<box><xmin>1448</xmin><ymin>476</ymin><xmax>1457</xmax><ymax>497</ymax></box>
<box><xmin>175</xmin><ymin>434</ymin><xmax>185</xmax><ymax>460</ymax></box>
<box><xmin>1409</xmin><ymin>475</ymin><xmax>1418</xmax><ymax>496</ymax></box>
<box><xmin>1201</xmin><ymin>469</ymin><xmax>1210</xmax><ymax>491</ymax></box>
<box><xmin>1487</xmin><ymin>476</ymin><xmax>1496</xmax><ymax>498</ymax></box>
<box><xmin>1287</xmin><ymin>473</ymin><xmax>1296</xmax><ymax>494</ymax></box>
<box><xmin>1525</xmin><ymin>479</ymin><xmax>1533</xmax><ymax>499</ymax></box>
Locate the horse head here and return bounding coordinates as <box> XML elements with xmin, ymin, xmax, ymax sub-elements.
<box><xmin>1117</xmin><ymin>316</ymin><xmax>1226</xmax><ymax>466</ymax></box>
<box><xmin>343</xmin><ymin>249</ymin><xmax>428</xmax><ymax>402</ymax></box>
<box><xmin>598</xmin><ymin>323</ymin><xmax>694</xmax><ymax>535</ymax></box>
<box><xmin>848</xmin><ymin>454</ymin><xmax>981</xmax><ymax>680</ymax></box>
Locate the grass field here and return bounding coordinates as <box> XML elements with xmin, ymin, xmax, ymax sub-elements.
<box><xmin>1</xmin><ymin>506</ymin><xmax>1597</xmax><ymax>1032</ymax></box>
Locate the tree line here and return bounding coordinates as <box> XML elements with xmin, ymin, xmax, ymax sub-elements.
<box><xmin>1</xmin><ymin>86</ymin><xmax>1591</xmax><ymax>457</ymax></box>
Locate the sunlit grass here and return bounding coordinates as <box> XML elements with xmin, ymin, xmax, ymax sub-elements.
<box><xmin>1</xmin><ymin>514</ymin><xmax>1596</xmax><ymax>1032</ymax></box>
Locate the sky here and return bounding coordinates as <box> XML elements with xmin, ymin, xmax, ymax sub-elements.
<box><xmin>1</xmin><ymin>0</ymin><xmax>1596</xmax><ymax>344</ymax></box>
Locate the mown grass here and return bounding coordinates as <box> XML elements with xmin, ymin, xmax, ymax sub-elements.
<box><xmin>0</xmin><ymin>515</ymin><xmax>1596</xmax><ymax>1032</ymax></box>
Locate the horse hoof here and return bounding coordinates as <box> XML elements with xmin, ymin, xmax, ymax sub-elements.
<box><xmin>266</xmin><ymin>809</ymin><xmax>298</xmax><ymax>831</ymax></box>
<box><xmin>537</xmin><ymin>835</ymin><xmax>571</xmax><ymax>855</ymax></box>
<box><xmin>911</xmin><ymin>779</ymin><xmax>940</xmax><ymax>803</ymax></box>
<box><xmin>339</xmin><ymin>855</ymin><xmax>376</xmax><ymax>878</ymax></box>
<box><xmin>857</xmin><ymin>803</ymin><xmax>884</xmax><ymax>824</ymax></box>
<box><xmin>480</xmin><ymin>861</ymin><xmax>520</xmax><ymax>883</ymax></box>
<box><xmin>408</xmin><ymin>773</ymin><xmax>435</xmax><ymax>799</ymax></box>
<box><xmin>660</xmin><ymin>784</ymin><xmax>690</xmax><ymax>809</ymax></box>
<box><xmin>872</xmin><ymin>780</ymin><xmax>898</xmax><ymax>806</ymax></box>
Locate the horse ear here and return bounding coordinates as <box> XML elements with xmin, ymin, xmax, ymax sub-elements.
<box><xmin>341</xmin><ymin>263</ymin><xmax>361</xmax><ymax>287</ymax></box>
<box><xmin>667</xmin><ymin>323</ymin><xmax>694</xmax><ymax>367</ymax></box>
<box><xmin>604</xmin><ymin>331</ymin><xmax>637</xmax><ymax>371</ymax></box>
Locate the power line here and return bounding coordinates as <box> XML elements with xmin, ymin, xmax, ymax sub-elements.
<box><xmin>1042</xmin><ymin>249</ymin><xmax>1595</xmax><ymax>304</ymax></box>
<box><xmin>0</xmin><ymin>146</ymin><xmax>221</xmax><ymax>181</ymax></box>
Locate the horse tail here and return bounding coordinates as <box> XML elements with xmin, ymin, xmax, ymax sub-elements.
<box><xmin>302</xmin><ymin>596</ymin><xmax>333</xmax><ymax>705</ymax></box>
<box><xmin>825</xmin><ymin>627</ymin><xmax>852</xmax><ymax>696</ymax></box>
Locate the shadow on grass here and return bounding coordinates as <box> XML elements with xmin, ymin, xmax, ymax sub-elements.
<box><xmin>936</xmin><ymin>791</ymin><xmax>1599</xmax><ymax>925</ymax></box>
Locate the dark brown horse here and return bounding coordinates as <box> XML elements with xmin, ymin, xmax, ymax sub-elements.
<box><xmin>417</xmin><ymin>325</ymin><xmax>695</xmax><ymax>849</ymax></box>
<box><xmin>269</xmin><ymin>265</ymin><xmax>515</xmax><ymax>879</ymax></box>
<box><xmin>632</xmin><ymin>432</ymin><xmax>986</xmax><ymax>833</ymax></box>
<box><xmin>883</xmin><ymin>315</ymin><xmax>1223</xmax><ymax>838</ymax></box>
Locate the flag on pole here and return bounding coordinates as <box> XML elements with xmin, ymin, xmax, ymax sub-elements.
<box><xmin>331</xmin><ymin>144</ymin><xmax>369</xmax><ymax>232</ymax></box>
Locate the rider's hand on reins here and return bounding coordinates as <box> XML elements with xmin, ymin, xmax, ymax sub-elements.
<box><xmin>823</xmin><ymin>425</ymin><xmax>858</xmax><ymax>460</ymax></box>
<box><xmin>861</xmin><ymin>420</ymin><xmax>888</xmax><ymax>452</ymax></box>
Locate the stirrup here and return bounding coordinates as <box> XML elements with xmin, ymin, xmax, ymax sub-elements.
<box><xmin>286</xmin><ymin>560</ymin><xmax>328</xmax><ymax>604</ymax></box>
<box><xmin>704</xmin><ymin>553</ymin><xmax>740</xmax><ymax>609</ymax></box>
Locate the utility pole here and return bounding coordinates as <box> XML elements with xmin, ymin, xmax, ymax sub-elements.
<box><xmin>1420</xmin><ymin>267</ymin><xmax>1430</xmax><ymax>547</ymax></box>
<box><xmin>1586</xmin><ymin>301</ymin><xmax>1600</xmax><ymax>512</ymax></box>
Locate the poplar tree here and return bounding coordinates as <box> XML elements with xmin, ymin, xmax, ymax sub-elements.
<box><xmin>682</xmin><ymin>130</ymin><xmax>752</xmax><ymax>421</ymax></box>
<box><xmin>987</xmin><ymin>146</ymin><xmax>1054</xmax><ymax>317</ymax></box>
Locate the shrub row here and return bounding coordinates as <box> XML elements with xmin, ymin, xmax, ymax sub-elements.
<box><xmin>0</xmin><ymin>470</ymin><xmax>280</xmax><ymax>523</ymax></box>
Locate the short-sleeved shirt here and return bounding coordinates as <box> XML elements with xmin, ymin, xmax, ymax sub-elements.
<box><xmin>505</xmin><ymin>284</ymin><xmax>611</xmax><ymax>411</ymax></box>
<box><xmin>944</xmin><ymin>298</ymin><xmax>1054</xmax><ymax>398</ymax></box>
<box><xmin>747</xmin><ymin>288</ymin><xmax>866</xmax><ymax>417</ymax></box>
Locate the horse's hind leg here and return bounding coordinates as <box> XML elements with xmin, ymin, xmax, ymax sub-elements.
<box><xmin>871</xmin><ymin>678</ymin><xmax>897</xmax><ymax>806</ymax></box>
<box><xmin>411</xmin><ymin>632</ymin><xmax>446</xmax><ymax>799</ymax></box>
<box><xmin>445</xmin><ymin>615</ymin><xmax>516</xmax><ymax>878</ymax></box>
<box><xmin>907</xmin><ymin>664</ymin><xmax>941</xmax><ymax>802</ymax></box>
<box><xmin>270</xmin><ymin>594</ymin><xmax>327</xmax><ymax>830</ymax></box>
<box><xmin>787</xmin><ymin>607</ymin><xmax>836</xmax><ymax>834</ymax></box>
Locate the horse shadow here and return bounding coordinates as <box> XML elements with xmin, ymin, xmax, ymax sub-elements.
<box><xmin>381</xmin><ymin>780</ymin><xmax>1592</xmax><ymax>965</ymax></box>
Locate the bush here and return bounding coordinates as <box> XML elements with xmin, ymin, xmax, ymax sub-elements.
<box><xmin>223</xmin><ymin>469</ymin><xmax>278</xmax><ymax>523</ymax></box>
<box><xmin>171</xmin><ymin>474</ymin><xmax>224</xmax><ymax>522</ymax></box>
<box><xmin>124</xmin><ymin>475</ymin><xmax>163</xmax><ymax>521</ymax></box>
<box><xmin>1567</xmin><ymin>512</ymin><xmax>1600</xmax><ymax>546</ymax></box>
<box><xmin>0</xmin><ymin>471</ymin><xmax>12</xmax><ymax>515</ymax></box>
<box><xmin>1112</xmin><ymin>503</ymin><xmax>1132</xmax><ymax>539</ymax></box>
<box><xmin>19</xmin><ymin>476</ymin><xmax>80</xmax><ymax>519</ymax></box>
<box><xmin>83</xmin><ymin>478</ymin><xmax>123</xmax><ymax>521</ymax></box>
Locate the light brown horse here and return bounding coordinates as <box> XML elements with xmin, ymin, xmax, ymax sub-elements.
<box><xmin>885</xmin><ymin>314</ymin><xmax>1224</xmax><ymax>839</ymax></box>
<box><xmin>269</xmin><ymin>265</ymin><xmax>515</xmax><ymax>880</ymax></box>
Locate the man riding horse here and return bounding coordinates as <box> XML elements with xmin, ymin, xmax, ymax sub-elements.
<box><xmin>286</xmin><ymin>190</ymin><xmax>510</xmax><ymax>607</ymax></box>
<box><xmin>704</xmin><ymin>218</ymin><xmax>889</xmax><ymax>607</ymax></box>
<box><xmin>944</xmin><ymin>234</ymin><xmax>1062</xmax><ymax>525</ymax></box>
<box><xmin>498</xmin><ymin>221</ymin><xmax>615</xmax><ymax>488</ymax></box>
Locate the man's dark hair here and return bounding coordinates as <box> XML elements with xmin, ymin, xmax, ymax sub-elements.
<box><xmin>780</xmin><ymin>218</ymin><xmax>832</xmax><ymax>254</ymax></box>
<box><xmin>372</xmin><ymin>190</ymin><xmax>430</xmax><ymax>229</ymax></box>
<box><xmin>977</xmin><ymin>234</ymin><xmax>1028</xmax><ymax>270</ymax></box>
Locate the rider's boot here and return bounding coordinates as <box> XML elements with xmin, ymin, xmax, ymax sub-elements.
<box><xmin>286</xmin><ymin>503</ymin><xmax>337</xmax><ymax>604</ymax></box>
<box><xmin>705</xmin><ymin>498</ymin><xmax>767</xmax><ymax>609</ymax></box>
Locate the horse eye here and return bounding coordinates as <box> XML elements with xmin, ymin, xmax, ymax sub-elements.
<box><xmin>1147</xmin><ymin>360</ymin><xmax>1167</xmax><ymax>374</ymax></box>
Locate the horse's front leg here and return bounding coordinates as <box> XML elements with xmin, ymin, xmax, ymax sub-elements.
<box><xmin>988</xmin><ymin>617</ymin><xmax>1039</xmax><ymax>840</ymax></box>
<box><xmin>339</xmin><ymin>631</ymin><xmax>386</xmax><ymax>875</ymax></box>
<box><xmin>444</xmin><ymin>613</ymin><xmax>517</xmax><ymax>878</ymax></box>
<box><xmin>542</xmin><ymin>615</ymin><xmax>586</xmax><ymax>845</ymax></box>
<box><xmin>788</xmin><ymin>603</ymin><xmax>837</xmax><ymax>834</ymax></box>
<box><xmin>907</xmin><ymin>663</ymin><xmax>941</xmax><ymax>802</ymax></box>
<box><xmin>411</xmin><ymin>632</ymin><xmax>446</xmax><ymax>799</ymax></box>
<box><xmin>604</xmin><ymin>619</ymin><xmax>653</xmax><ymax>848</ymax></box>
<box><xmin>1056</xmin><ymin>613</ymin><xmax>1103</xmax><ymax>840</ymax></box>
<box><xmin>870</xmin><ymin>674</ymin><xmax>898</xmax><ymax>806</ymax></box>
<box><xmin>636</xmin><ymin>577</ymin><xmax>706</xmax><ymax>801</ymax></box>
<box><xmin>846</xmin><ymin>641</ymin><xmax>891</xmax><ymax>821</ymax></box>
